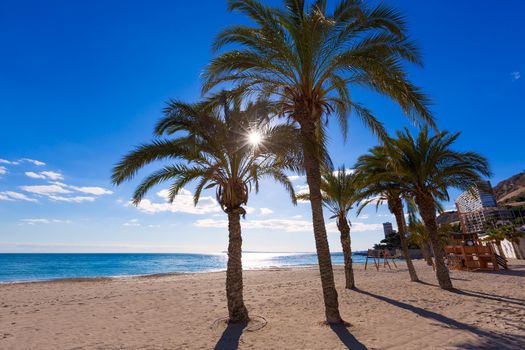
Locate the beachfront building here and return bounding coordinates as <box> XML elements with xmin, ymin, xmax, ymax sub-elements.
<box><xmin>383</xmin><ymin>222</ymin><xmax>394</xmax><ymax>238</ymax></box>
<box><xmin>455</xmin><ymin>181</ymin><xmax>513</xmax><ymax>233</ymax></box>
<box><xmin>455</xmin><ymin>181</ymin><xmax>520</xmax><ymax>258</ymax></box>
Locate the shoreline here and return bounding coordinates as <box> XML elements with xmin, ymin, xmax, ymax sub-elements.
<box><xmin>0</xmin><ymin>263</ymin><xmax>330</xmax><ymax>285</ymax></box>
<box><xmin>0</xmin><ymin>253</ymin><xmax>386</xmax><ymax>285</ymax></box>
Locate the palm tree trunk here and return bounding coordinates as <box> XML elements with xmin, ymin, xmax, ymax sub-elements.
<box><xmin>337</xmin><ymin>216</ymin><xmax>355</xmax><ymax>289</ymax></box>
<box><xmin>415</xmin><ymin>194</ymin><xmax>453</xmax><ymax>290</ymax></box>
<box><xmin>300</xmin><ymin>119</ymin><xmax>342</xmax><ymax>324</ymax></box>
<box><xmin>389</xmin><ymin>198</ymin><xmax>419</xmax><ymax>282</ymax></box>
<box><xmin>226</xmin><ymin>210</ymin><xmax>249</xmax><ymax>323</ymax></box>
<box><xmin>420</xmin><ymin>241</ymin><xmax>434</xmax><ymax>266</ymax></box>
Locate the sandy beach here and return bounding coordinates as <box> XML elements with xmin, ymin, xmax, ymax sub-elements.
<box><xmin>1</xmin><ymin>260</ymin><xmax>524</xmax><ymax>350</ymax></box>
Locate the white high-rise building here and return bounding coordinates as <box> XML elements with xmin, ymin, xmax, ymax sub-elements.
<box><xmin>455</xmin><ymin>181</ymin><xmax>512</xmax><ymax>234</ymax></box>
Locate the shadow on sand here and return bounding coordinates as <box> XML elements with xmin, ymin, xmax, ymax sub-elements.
<box><xmin>214</xmin><ymin>321</ymin><xmax>248</xmax><ymax>350</ymax></box>
<box><xmin>354</xmin><ymin>288</ymin><xmax>525</xmax><ymax>349</ymax></box>
<box><xmin>329</xmin><ymin>324</ymin><xmax>368</xmax><ymax>350</ymax></box>
<box><xmin>415</xmin><ymin>280</ymin><xmax>525</xmax><ymax>307</ymax></box>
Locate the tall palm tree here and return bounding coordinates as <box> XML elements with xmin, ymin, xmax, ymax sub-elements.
<box><xmin>297</xmin><ymin>165</ymin><xmax>360</xmax><ymax>289</ymax></box>
<box><xmin>203</xmin><ymin>0</ymin><xmax>434</xmax><ymax>323</ymax></box>
<box><xmin>387</xmin><ymin>127</ymin><xmax>491</xmax><ymax>289</ymax></box>
<box><xmin>354</xmin><ymin>146</ymin><xmax>419</xmax><ymax>282</ymax></box>
<box><xmin>112</xmin><ymin>94</ymin><xmax>299</xmax><ymax>323</ymax></box>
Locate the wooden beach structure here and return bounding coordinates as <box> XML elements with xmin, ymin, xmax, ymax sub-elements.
<box><xmin>444</xmin><ymin>232</ymin><xmax>507</xmax><ymax>271</ymax></box>
<box><xmin>364</xmin><ymin>249</ymin><xmax>398</xmax><ymax>270</ymax></box>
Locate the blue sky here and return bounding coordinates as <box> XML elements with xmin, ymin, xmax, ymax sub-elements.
<box><xmin>1</xmin><ymin>0</ymin><xmax>524</xmax><ymax>253</ymax></box>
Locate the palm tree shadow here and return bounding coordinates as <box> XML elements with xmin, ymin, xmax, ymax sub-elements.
<box><xmin>449</xmin><ymin>289</ymin><xmax>525</xmax><ymax>307</ymax></box>
<box><xmin>354</xmin><ymin>289</ymin><xmax>525</xmax><ymax>348</ymax></box>
<box><xmin>214</xmin><ymin>321</ymin><xmax>248</xmax><ymax>350</ymax></box>
<box><xmin>416</xmin><ymin>281</ymin><xmax>525</xmax><ymax>307</ymax></box>
<box><xmin>329</xmin><ymin>324</ymin><xmax>368</xmax><ymax>350</ymax></box>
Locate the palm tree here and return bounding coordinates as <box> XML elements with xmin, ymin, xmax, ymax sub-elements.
<box><xmin>503</xmin><ymin>226</ymin><xmax>524</xmax><ymax>259</ymax></box>
<box><xmin>354</xmin><ymin>146</ymin><xmax>419</xmax><ymax>282</ymax></box>
<box><xmin>297</xmin><ymin>165</ymin><xmax>360</xmax><ymax>289</ymax></box>
<box><xmin>111</xmin><ymin>94</ymin><xmax>299</xmax><ymax>323</ymax></box>
<box><xmin>203</xmin><ymin>0</ymin><xmax>434</xmax><ymax>323</ymax></box>
<box><xmin>484</xmin><ymin>224</ymin><xmax>523</xmax><ymax>259</ymax></box>
<box><xmin>407</xmin><ymin>218</ymin><xmax>434</xmax><ymax>266</ymax></box>
<box><xmin>484</xmin><ymin>227</ymin><xmax>507</xmax><ymax>259</ymax></box>
<box><xmin>387</xmin><ymin>127</ymin><xmax>491</xmax><ymax>289</ymax></box>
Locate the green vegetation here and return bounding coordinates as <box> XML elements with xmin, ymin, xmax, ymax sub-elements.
<box><xmin>112</xmin><ymin>94</ymin><xmax>300</xmax><ymax>323</ymax></box>
<box><xmin>297</xmin><ymin>165</ymin><xmax>361</xmax><ymax>289</ymax></box>
<box><xmin>355</xmin><ymin>144</ymin><xmax>420</xmax><ymax>282</ymax></box>
<box><xmin>111</xmin><ymin>0</ymin><xmax>501</xmax><ymax>325</ymax></box>
<box><xmin>373</xmin><ymin>231</ymin><xmax>419</xmax><ymax>251</ymax></box>
<box><xmin>203</xmin><ymin>0</ymin><xmax>434</xmax><ymax>323</ymax></box>
<box><xmin>364</xmin><ymin>128</ymin><xmax>491</xmax><ymax>289</ymax></box>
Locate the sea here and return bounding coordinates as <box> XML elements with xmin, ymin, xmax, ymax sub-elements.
<box><xmin>0</xmin><ymin>252</ymin><xmax>367</xmax><ymax>283</ymax></box>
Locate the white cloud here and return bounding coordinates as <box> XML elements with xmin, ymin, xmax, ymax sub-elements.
<box><xmin>359</xmin><ymin>214</ymin><xmax>369</xmax><ymax>220</ymax></box>
<box><xmin>134</xmin><ymin>188</ymin><xmax>221</xmax><ymax>215</ymax></box>
<box><xmin>244</xmin><ymin>206</ymin><xmax>255</xmax><ymax>214</ymax></box>
<box><xmin>0</xmin><ymin>166</ymin><xmax>6</xmax><ymax>175</ymax></box>
<box><xmin>0</xmin><ymin>191</ymin><xmax>38</xmax><ymax>202</ymax></box>
<box><xmin>20</xmin><ymin>218</ymin><xmax>71</xmax><ymax>225</ymax></box>
<box><xmin>25</xmin><ymin>171</ymin><xmax>63</xmax><ymax>180</ymax></box>
<box><xmin>20</xmin><ymin>158</ymin><xmax>46</xmax><ymax>166</ymax></box>
<box><xmin>287</xmin><ymin>175</ymin><xmax>303</xmax><ymax>182</ymax></box>
<box><xmin>25</xmin><ymin>172</ymin><xmax>45</xmax><ymax>179</ymax></box>
<box><xmin>332</xmin><ymin>169</ymin><xmax>355</xmax><ymax>176</ymax></box>
<box><xmin>194</xmin><ymin>218</ymin><xmax>383</xmax><ymax>234</ymax></box>
<box><xmin>260</xmin><ymin>207</ymin><xmax>274</xmax><ymax>215</ymax></box>
<box><xmin>511</xmin><ymin>71</ymin><xmax>521</xmax><ymax>81</ymax></box>
<box><xmin>17</xmin><ymin>181</ymin><xmax>111</xmax><ymax>203</ymax></box>
<box><xmin>69</xmin><ymin>185</ymin><xmax>113</xmax><ymax>195</ymax></box>
<box><xmin>48</xmin><ymin>195</ymin><xmax>96</xmax><ymax>203</ymax></box>
<box><xmin>345</xmin><ymin>222</ymin><xmax>383</xmax><ymax>232</ymax></box>
<box><xmin>52</xmin><ymin>182</ymin><xmax>112</xmax><ymax>195</ymax></box>
<box><xmin>194</xmin><ymin>218</ymin><xmax>310</xmax><ymax>232</ymax></box>
<box><xmin>20</xmin><ymin>184</ymin><xmax>72</xmax><ymax>195</ymax></box>
<box><xmin>0</xmin><ymin>159</ymin><xmax>19</xmax><ymax>165</ymax></box>
<box><xmin>123</xmin><ymin>219</ymin><xmax>140</xmax><ymax>227</ymax></box>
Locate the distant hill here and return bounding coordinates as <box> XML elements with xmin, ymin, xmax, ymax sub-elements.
<box><xmin>494</xmin><ymin>172</ymin><xmax>525</xmax><ymax>205</ymax></box>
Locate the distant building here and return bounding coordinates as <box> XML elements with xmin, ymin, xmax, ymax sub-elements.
<box><xmin>383</xmin><ymin>222</ymin><xmax>394</xmax><ymax>238</ymax></box>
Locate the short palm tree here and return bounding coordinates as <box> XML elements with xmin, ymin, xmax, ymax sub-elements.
<box><xmin>407</xmin><ymin>218</ymin><xmax>434</xmax><ymax>266</ymax></box>
<box><xmin>297</xmin><ymin>165</ymin><xmax>360</xmax><ymax>289</ymax></box>
<box><xmin>484</xmin><ymin>224</ymin><xmax>523</xmax><ymax>259</ymax></box>
<box><xmin>388</xmin><ymin>127</ymin><xmax>491</xmax><ymax>289</ymax></box>
<box><xmin>204</xmin><ymin>0</ymin><xmax>434</xmax><ymax>323</ymax></box>
<box><xmin>112</xmin><ymin>94</ymin><xmax>299</xmax><ymax>323</ymax></box>
<box><xmin>354</xmin><ymin>146</ymin><xmax>419</xmax><ymax>282</ymax></box>
<box><xmin>503</xmin><ymin>226</ymin><xmax>524</xmax><ymax>259</ymax></box>
<box><xmin>484</xmin><ymin>227</ymin><xmax>508</xmax><ymax>259</ymax></box>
